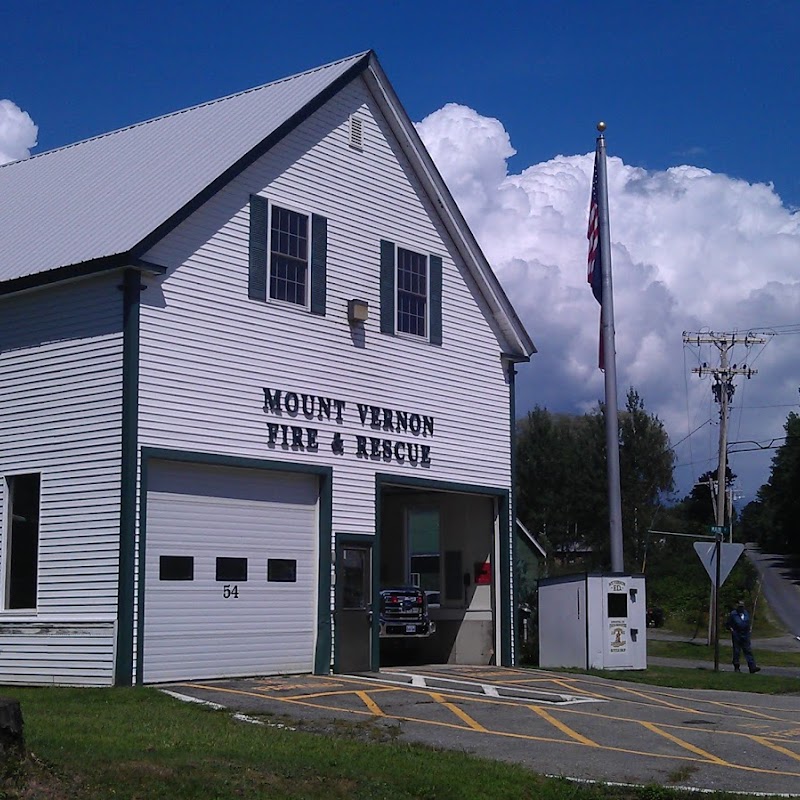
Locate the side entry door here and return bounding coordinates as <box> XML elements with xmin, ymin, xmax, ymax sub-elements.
<box><xmin>335</xmin><ymin>542</ymin><xmax>373</xmax><ymax>673</ymax></box>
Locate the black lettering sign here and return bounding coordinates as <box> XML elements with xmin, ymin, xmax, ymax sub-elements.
<box><xmin>263</xmin><ymin>388</ymin><xmax>282</xmax><ymax>413</ymax></box>
<box><xmin>262</xmin><ymin>387</ymin><xmax>435</xmax><ymax>465</ymax></box>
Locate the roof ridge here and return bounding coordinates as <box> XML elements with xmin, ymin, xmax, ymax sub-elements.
<box><xmin>0</xmin><ymin>51</ymin><xmax>371</xmax><ymax>171</ymax></box>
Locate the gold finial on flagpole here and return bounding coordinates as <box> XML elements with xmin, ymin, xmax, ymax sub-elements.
<box><xmin>597</xmin><ymin>121</ymin><xmax>606</xmax><ymax>132</ymax></box>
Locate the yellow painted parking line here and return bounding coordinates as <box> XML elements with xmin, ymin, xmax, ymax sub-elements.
<box><xmin>173</xmin><ymin>683</ymin><xmax>800</xmax><ymax>776</ymax></box>
<box><xmin>770</xmin><ymin>727</ymin><xmax>800</xmax><ymax>741</ymax></box>
<box><xmin>696</xmin><ymin>699</ymin><xmax>795</xmax><ymax>722</ymax></box>
<box><xmin>588</xmin><ymin>682</ymin><xmax>702</xmax><ymax>714</ymax></box>
<box><xmin>548</xmin><ymin>679</ymin><xmax>608</xmax><ymax>699</ymax></box>
<box><xmin>557</xmin><ymin>678</ymin><xmax>798</xmax><ymax>724</ymax></box>
<box><xmin>430</xmin><ymin>692</ymin><xmax>488</xmax><ymax>731</ymax></box>
<box><xmin>357</xmin><ymin>691</ymin><xmax>386</xmax><ymax>717</ymax></box>
<box><xmin>321</xmin><ymin>676</ymin><xmax>793</xmax><ymax>747</ymax></box>
<box><xmin>749</xmin><ymin>735</ymin><xmax>800</xmax><ymax>763</ymax></box>
<box><xmin>282</xmin><ymin>687</ymin><xmax>397</xmax><ymax>701</ymax></box>
<box><xmin>638</xmin><ymin>720</ymin><xmax>728</xmax><ymax>765</ymax></box>
<box><xmin>529</xmin><ymin>705</ymin><xmax>598</xmax><ymax>746</ymax></box>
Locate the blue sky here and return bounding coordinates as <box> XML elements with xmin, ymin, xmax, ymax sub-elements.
<box><xmin>4</xmin><ymin>1</ymin><xmax>799</xmax><ymax>206</ymax></box>
<box><xmin>2</xmin><ymin>0</ymin><xmax>799</xmax><ymax>504</ymax></box>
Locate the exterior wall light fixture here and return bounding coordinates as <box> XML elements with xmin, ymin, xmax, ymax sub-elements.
<box><xmin>348</xmin><ymin>299</ymin><xmax>369</xmax><ymax>324</ymax></box>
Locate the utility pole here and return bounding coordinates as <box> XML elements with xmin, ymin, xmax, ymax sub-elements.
<box><xmin>683</xmin><ymin>331</ymin><xmax>765</xmax><ymax>671</ymax></box>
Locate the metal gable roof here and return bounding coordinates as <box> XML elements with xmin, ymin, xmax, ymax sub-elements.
<box><xmin>0</xmin><ymin>50</ymin><xmax>534</xmax><ymax>358</ymax></box>
<box><xmin>0</xmin><ymin>51</ymin><xmax>370</xmax><ymax>286</ymax></box>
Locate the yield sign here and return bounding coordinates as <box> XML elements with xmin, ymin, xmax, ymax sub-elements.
<box><xmin>693</xmin><ymin>542</ymin><xmax>745</xmax><ymax>586</ymax></box>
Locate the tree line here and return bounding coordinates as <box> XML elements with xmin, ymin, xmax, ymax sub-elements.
<box><xmin>515</xmin><ymin>391</ymin><xmax>798</xmax><ymax>627</ymax></box>
<box><xmin>515</xmin><ymin>387</ymin><xmax>674</xmax><ymax>574</ymax></box>
<box><xmin>738</xmin><ymin>412</ymin><xmax>800</xmax><ymax>556</ymax></box>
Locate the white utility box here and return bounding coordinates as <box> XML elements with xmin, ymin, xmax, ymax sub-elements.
<box><xmin>538</xmin><ymin>573</ymin><xmax>647</xmax><ymax>670</ymax></box>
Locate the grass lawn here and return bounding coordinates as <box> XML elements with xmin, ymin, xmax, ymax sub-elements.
<box><xmin>0</xmin><ymin>685</ymin><xmax>757</xmax><ymax>800</ymax></box>
<box><xmin>647</xmin><ymin>638</ymin><xmax>800</xmax><ymax>668</ymax></box>
<box><xmin>571</xmin><ymin>664</ymin><xmax>800</xmax><ymax>694</ymax></box>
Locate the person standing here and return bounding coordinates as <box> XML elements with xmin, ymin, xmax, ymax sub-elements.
<box><xmin>726</xmin><ymin>600</ymin><xmax>761</xmax><ymax>673</ymax></box>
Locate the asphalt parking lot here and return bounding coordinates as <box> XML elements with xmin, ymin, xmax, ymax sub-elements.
<box><xmin>167</xmin><ymin>665</ymin><xmax>800</xmax><ymax>796</ymax></box>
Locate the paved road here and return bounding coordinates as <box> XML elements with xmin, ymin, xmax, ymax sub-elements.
<box><xmin>166</xmin><ymin>665</ymin><xmax>800</xmax><ymax>796</ymax></box>
<box><xmin>746</xmin><ymin>543</ymin><xmax>800</xmax><ymax>638</ymax></box>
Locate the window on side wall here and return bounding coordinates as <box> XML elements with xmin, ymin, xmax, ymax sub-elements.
<box><xmin>248</xmin><ymin>195</ymin><xmax>327</xmax><ymax>316</ymax></box>
<box><xmin>380</xmin><ymin>240</ymin><xmax>442</xmax><ymax>344</ymax></box>
<box><xmin>4</xmin><ymin>473</ymin><xmax>41</xmax><ymax>610</ymax></box>
<box><xmin>270</xmin><ymin>205</ymin><xmax>309</xmax><ymax>306</ymax></box>
<box><xmin>396</xmin><ymin>247</ymin><xmax>428</xmax><ymax>337</ymax></box>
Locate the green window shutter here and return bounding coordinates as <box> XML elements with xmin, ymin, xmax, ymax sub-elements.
<box><xmin>248</xmin><ymin>195</ymin><xmax>268</xmax><ymax>301</ymax></box>
<box><xmin>380</xmin><ymin>239</ymin><xmax>395</xmax><ymax>335</ymax></box>
<box><xmin>429</xmin><ymin>254</ymin><xmax>442</xmax><ymax>345</ymax></box>
<box><xmin>310</xmin><ymin>214</ymin><xmax>327</xmax><ymax>316</ymax></box>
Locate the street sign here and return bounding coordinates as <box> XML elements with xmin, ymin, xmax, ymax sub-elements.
<box><xmin>693</xmin><ymin>542</ymin><xmax>744</xmax><ymax>586</ymax></box>
<box><xmin>709</xmin><ymin>525</ymin><xmax>729</xmax><ymax>536</ymax></box>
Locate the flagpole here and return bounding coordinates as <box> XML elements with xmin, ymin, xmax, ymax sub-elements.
<box><xmin>595</xmin><ymin>123</ymin><xmax>624</xmax><ymax>573</ymax></box>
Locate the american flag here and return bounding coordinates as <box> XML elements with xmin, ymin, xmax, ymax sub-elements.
<box><xmin>587</xmin><ymin>150</ymin><xmax>604</xmax><ymax>369</ymax></box>
<box><xmin>587</xmin><ymin>151</ymin><xmax>602</xmax><ymax>305</ymax></box>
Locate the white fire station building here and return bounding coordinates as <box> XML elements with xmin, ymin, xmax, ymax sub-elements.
<box><xmin>0</xmin><ymin>51</ymin><xmax>535</xmax><ymax>685</ymax></box>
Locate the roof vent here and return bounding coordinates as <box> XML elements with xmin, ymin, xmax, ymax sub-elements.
<box><xmin>349</xmin><ymin>115</ymin><xmax>364</xmax><ymax>150</ymax></box>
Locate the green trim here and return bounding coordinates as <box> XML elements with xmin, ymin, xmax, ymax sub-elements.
<box><xmin>498</xmin><ymin>489</ymin><xmax>512</xmax><ymax>666</ymax></box>
<box><xmin>0</xmin><ymin>256</ymin><xmax>167</xmax><ymax>298</ymax></box>
<box><xmin>379</xmin><ymin>239</ymin><xmax>395</xmax><ymax>335</ymax></box>
<box><xmin>134</xmin><ymin>455</ymin><xmax>149</xmax><ymax>684</ymax></box>
<box><xmin>131</xmin><ymin>259</ymin><xmax>168</xmax><ymax>275</ymax></box>
<box><xmin>248</xmin><ymin>195</ymin><xmax>268</xmax><ymax>301</ymax></box>
<box><xmin>0</xmin><ymin>254</ymin><xmax>128</xmax><ymax>297</ymax></box>
<box><xmin>428</xmin><ymin>254</ymin><xmax>442</xmax><ymax>345</ymax></box>
<box><xmin>508</xmin><ymin>362</ymin><xmax>518</xmax><ymax>666</ymax></box>
<box><xmin>315</xmin><ymin>471</ymin><xmax>333</xmax><ymax>675</ymax></box>
<box><xmin>115</xmin><ymin>268</ymin><xmax>141</xmax><ymax>686</ymax></box>
<box><xmin>135</xmin><ymin>448</ymin><xmax>333</xmax><ymax>680</ymax></box>
<box><xmin>140</xmin><ymin>448</ymin><xmax>333</xmax><ymax>478</ymax></box>
<box><xmin>310</xmin><ymin>214</ymin><xmax>327</xmax><ymax>316</ymax></box>
<box><xmin>333</xmin><ymin>533</ymin><xmax>378</xmax><ymax>673</ymax></box>
<box><xmin>375</xmin><ymin>473</ymin><xmax>506</xmax><ymax>497</ymax></box>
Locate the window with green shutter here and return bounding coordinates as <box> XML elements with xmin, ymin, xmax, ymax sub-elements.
<box><xmin>248</xmin><ymin>195</ymin><xmax>326</xmax><ymax>316</ymax></box>
<box><xmin>380</xmin><ymin>239</ymin><xmax>442</xmax><ymax>344</ymax></box>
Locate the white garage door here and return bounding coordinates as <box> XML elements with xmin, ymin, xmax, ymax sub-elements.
<box><xmin>142</xmin><ymin>460</ymin><xmax>319</xmax><ymax>683</ymax></box>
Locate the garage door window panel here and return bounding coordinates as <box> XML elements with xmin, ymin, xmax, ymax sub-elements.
<box><xmin>268</xmin><ymin>558</ymin><xmax>297</xmax><ymax>583</ymax></box>
<box><xmin>216</xmin><ymin>557</ymin><xmax>248</xmax><ymax>582</ymax></box>
<box><xmin>159</xmin><ymin>555</ymin><xmax>194</xmax><ymax>581</ymax></box>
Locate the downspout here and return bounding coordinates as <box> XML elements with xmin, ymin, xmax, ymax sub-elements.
<box><xmin>504</xmin><ymin>358</ymin><xmax>518</xmax><ymax>666</ymax></box>
<box><xmin>115</xmin><ymin>268</ymin><xmax>142</xmax><ymax>685</ymax></box>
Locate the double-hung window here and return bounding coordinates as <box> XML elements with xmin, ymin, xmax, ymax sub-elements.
<box><xmin>380</xmin><ymin>240</ymin><xmax>442</xmax><ymax>343</ymax></box>
<box><xmin>4</xmin><ymin>473</ymin><xmax>41</xmax><ymax>610</ymax></box>
<box><xmin>248</xmin><ymin>195</ymin><xmax>327</xmax><ymax>315</ymax></box>
<box><xmin>269</xmin><ymin>206</ymin><xmax>309</xmax><ymax>306</ymax></box>
<box><xmin>396</xmin><ymin>248</ymin><xmax>428</xmax><ymax>337</ymax></box>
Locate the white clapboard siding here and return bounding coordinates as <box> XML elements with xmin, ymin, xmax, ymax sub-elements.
<box><xmin>139</xmin><ymin>75</ymin><xmax>512</xmax><ymax>535</ymax></box>
<box><xmin>142</xmin><ymin>460</ymin><xmax>319</xmax><ymax>682</ymax></box>
<box><xmin>0</xmin><ymin>623</ymin><xmax>116</xmax><ymax>685</ymax></box>
<box><xmin>0</xmin><ymin>275</ymin><xmax>123</xmax><ymax>683</ymax></box>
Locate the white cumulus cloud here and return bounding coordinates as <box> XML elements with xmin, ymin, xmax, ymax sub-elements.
<box><xmin>0</xmin><ymin>99</ymin><xmax>38</xmax><ymax>165</ymax></box>
<box><xmin>417</xmin><ymin>105</ymin><xmax>800</xmax><ymax>501</ymax></box>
